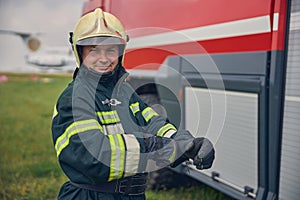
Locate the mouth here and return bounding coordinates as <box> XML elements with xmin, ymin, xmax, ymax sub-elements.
<box><xmin>92</xmin><ymin>65</ymin><xmax>110</xmax><ymax>71</ymax></box>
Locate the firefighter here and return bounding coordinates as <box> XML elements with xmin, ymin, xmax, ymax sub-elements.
<box><xmin>51</xmin><ymin>8</ymin><xmax>215</xmax><ymax>200</ymax></box>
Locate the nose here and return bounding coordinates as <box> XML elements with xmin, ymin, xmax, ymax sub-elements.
<box><xmin>97</xmin><ymin>50</ymin><xmax>109</xmax><ymax>64</ymax></box>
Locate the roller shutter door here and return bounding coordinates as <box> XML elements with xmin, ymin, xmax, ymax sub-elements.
<box><xmin>279</xmin><ymin>1</ymin><xmax>300</xmax><ymax>199</ymax></box>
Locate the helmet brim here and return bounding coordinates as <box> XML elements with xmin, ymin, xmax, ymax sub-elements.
<box><xmin>77</xmin><ymin>36</ymin><xmax>125</xmax><ymax>46</ymax></box>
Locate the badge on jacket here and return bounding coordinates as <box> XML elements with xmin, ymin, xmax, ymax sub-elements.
<box><xmin>102</xmin><ymin>99</ymin><xmax>122</xmax><ymax>106</ymax></box>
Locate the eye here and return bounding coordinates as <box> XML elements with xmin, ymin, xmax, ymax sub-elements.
<box><xmin>107</xmin><ymin>48</ymin><xmax>117</xmax><ymax>53</ymax></box>
<box><xmin>88</xmin><ymin>47</ymin><xmax>100</xmax><ymax>55</ymax></box>
<box><xmin>90</xmin><ymin>47</ymin><xmax>97</xmax><ymax>52</ymax></box>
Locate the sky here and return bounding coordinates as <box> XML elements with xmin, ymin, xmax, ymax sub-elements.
<box><xmin>0</xmin><ymin>0</ymin><xmax>83</xmax><ymax>72</ymax></box>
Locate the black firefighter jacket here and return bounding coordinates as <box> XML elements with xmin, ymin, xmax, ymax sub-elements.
<box><xmin>51</xmin><ymin>65</ymin><xmax>194</xmax><ymax>197</ymax></box>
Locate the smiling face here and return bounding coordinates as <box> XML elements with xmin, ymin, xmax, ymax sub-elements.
<box><xmin>81</xmin><ymin>44</ymin><xmax>120</xmax><ymax>73</ymax></box>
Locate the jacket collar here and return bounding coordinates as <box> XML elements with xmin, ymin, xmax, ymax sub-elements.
<box><xmin>78</xmin><ymin>64</ymin><xmax>126</xmax><ymax>80</ymax></box>
<box><xmin>76</xmin><ymin>64</ymin><xmax>129</xmax><ymax>92</ymax></box>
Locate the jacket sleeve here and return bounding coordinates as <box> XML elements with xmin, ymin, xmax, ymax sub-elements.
<box><xmin>129</xmin><ymin>91</ymin><xmax>194</xmax><ymax>139</ymax></box>
<box><xmin>128</xmin><ymin>92</ymin><xmax>176</xmax><ymax>137</ymax></box>
<box><xmin>130</xmin><ymin>90</ymin><xmax>194</xmax><ymax>164</ymax></box>
<box><xmin>128</xmin><ymin>90</ymin><xmax>195</xmax><ymax>165</ymax></box>
<box><xmin>52</xmin><ymin>87</ymin><xmax>146</xmax><ymax>185</ymax></box>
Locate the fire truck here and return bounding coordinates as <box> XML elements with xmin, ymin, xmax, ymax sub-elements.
<box><xmin>82</xmin><ymin>1</ymin><xmax>299</xmax><ymax>199</ymax></box>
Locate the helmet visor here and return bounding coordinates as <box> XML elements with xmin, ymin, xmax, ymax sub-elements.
<box><xmin>77</xmin><ymin>36</ymin><xmax>125</xmax><ymax>46</ymax></box>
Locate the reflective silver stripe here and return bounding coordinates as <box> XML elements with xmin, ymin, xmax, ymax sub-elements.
<box><xmin>97</xmin><ymin>110</ymin><xmax>120</xmax><ymax>124</ymax></box>
<box><xmin>163</xmin><ymin>129</ymin><xmax>177</xmax><ymax>138</ymax></box>
<box><xmin>142</xmin><ymin>107</ymin><xmax>159</xmax><ymax>122</ymax></box>
<box><xmin>122</xmin><ymin>134</ymin><xmax>140</xmax><ymax>177</ymax></box>
<box><xmin>103</xmin><ymin>123</ymin><xmax>125</xmax><ymax>135</ymax></box>
<box><xmin>157</xmin><ymin>124</ymin><xmax>177</xmax><ymax>137</ymax></box>
<box><xmin>116</xmin><ymin>123</ymin><xmax>125</xmax><ymax>134</ymax></box>
<box><xmin>130</xmin><ymin>102</ymin><xmax>140</xmax><ymax>115</ymax></box>
<box><xmin>55</xmin><ymin>119</ymin><xmax>103</xmax><ymax>157</ymax></box>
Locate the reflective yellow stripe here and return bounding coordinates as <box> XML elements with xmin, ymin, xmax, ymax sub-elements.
<box><xmin>97</xmin><ymin>110</ymin><xmax>120</xmax><ymax>124</ymax></box>
<box><xmin>55</xmin><ymin>119</ymin><xmax>103</xmax><ymax>157</ymax></box>
<box><xmin>108</xmin><ymin>134</ymin><xmax>126</xmax><ymax>181</ymax></box>
<box><xmin>117</xmin><ymin>134</ymin><xmax>125</xmax><ymax>179</ymax></box>
<box><xmin>108</xmin><ymin>135</ymin><xmax>117</xmax><ymax>181</ymax></box>
<box><xmin>157</xmin><ymin>124</ymin><xmax>177</xmax><ymax>137</ymax></box>
<box><xmin>169</xmin><ymin>142</ymin><xmax>177</xmax><ymax>163</ymax></box>
<box><xmin>52</xmin><ymin>104</ymin><xmax>58</xmax><ymax>119</ymax></box>
<box><xmin>142</xmin><ymin>107</ymin><xmax>158</xmax><ymax>122</ymax></box>
<box><xmin>108</xmin><ymin>134</ymin><xmax>141</xmax><ymax>179</ymax></box>
<box><xmin>130</xmin><ymin>102</ymin><xmax>140</xmax><ymax>115</ymax></box>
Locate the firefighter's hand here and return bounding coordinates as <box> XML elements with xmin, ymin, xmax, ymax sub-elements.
<box><xmin>185</xmin><ymin>137</ymin><xmax>215</xmax><ymax>170</ymax></box>
<box><xmin>141</xmin><ymin>135</ymin><xmax>176</xmax><ymax>167</ymax></box>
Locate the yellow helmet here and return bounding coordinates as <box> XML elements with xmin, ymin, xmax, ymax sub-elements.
<box><xmin>72</xmin><ymin>8</ymin><xmax>128</xmax><ymax>66</ymax></box>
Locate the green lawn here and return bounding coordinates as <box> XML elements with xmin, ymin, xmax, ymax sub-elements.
<box><xmin>0</xmin><ymin>73</ymin><xmax>70</xmax><ymax>199</ymax></box>
<box><xmin>0</xmin><ymin>73</ymin><xmax>231</xmax><ymax>200</ymax></box>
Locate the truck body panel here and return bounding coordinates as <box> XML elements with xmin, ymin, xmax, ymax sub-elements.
<box><xmin>82</xmin><ymin>1</ymin><xmax>299</xmax><ymax>199</ymax></box>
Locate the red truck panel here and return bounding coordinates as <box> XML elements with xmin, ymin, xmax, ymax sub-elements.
<box><xmin>109</xmin><ymin>0</ymin><xmax>272</xmax><ymax>36</ymax></box>
<box><xmin>82</xmin><ymin>0</ymin><xmax>288</xmax><ymax>70</ymax></box>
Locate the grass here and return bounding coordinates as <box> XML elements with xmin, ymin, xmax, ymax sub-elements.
<box><xmin>146</xmin><ymin>186</ymin><xmax>231</xmax><ymax>200</ymax></box>
<box><xmin>0</xmin><ymin>73</ymin><xmax>231</xmax><ymax>200</ymax></box>
<box><xmin>0</xmin><ymin>73</ymin><xmax>70</xmax><ymax>200</ymax></box>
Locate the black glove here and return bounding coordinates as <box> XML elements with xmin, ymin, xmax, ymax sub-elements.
<box><xmin>185</xmin><ymin>137</ymin><xmax>215</xmax><ymax>169</ymax></box>
<box><xmin>138</xmin><ymin>135</ymin><xmax>176</xmax><ymax>168</ymax></box>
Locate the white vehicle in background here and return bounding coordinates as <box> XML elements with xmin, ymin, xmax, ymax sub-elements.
<box><xmin>25</xmin><ymin>46</ymin><xmax>76</xmax><ymax>68</ymax></box>
<box><xmin>0</xmin><ymin>29</ymin><xmax>76</xmax><ymax>72</ymax></box>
